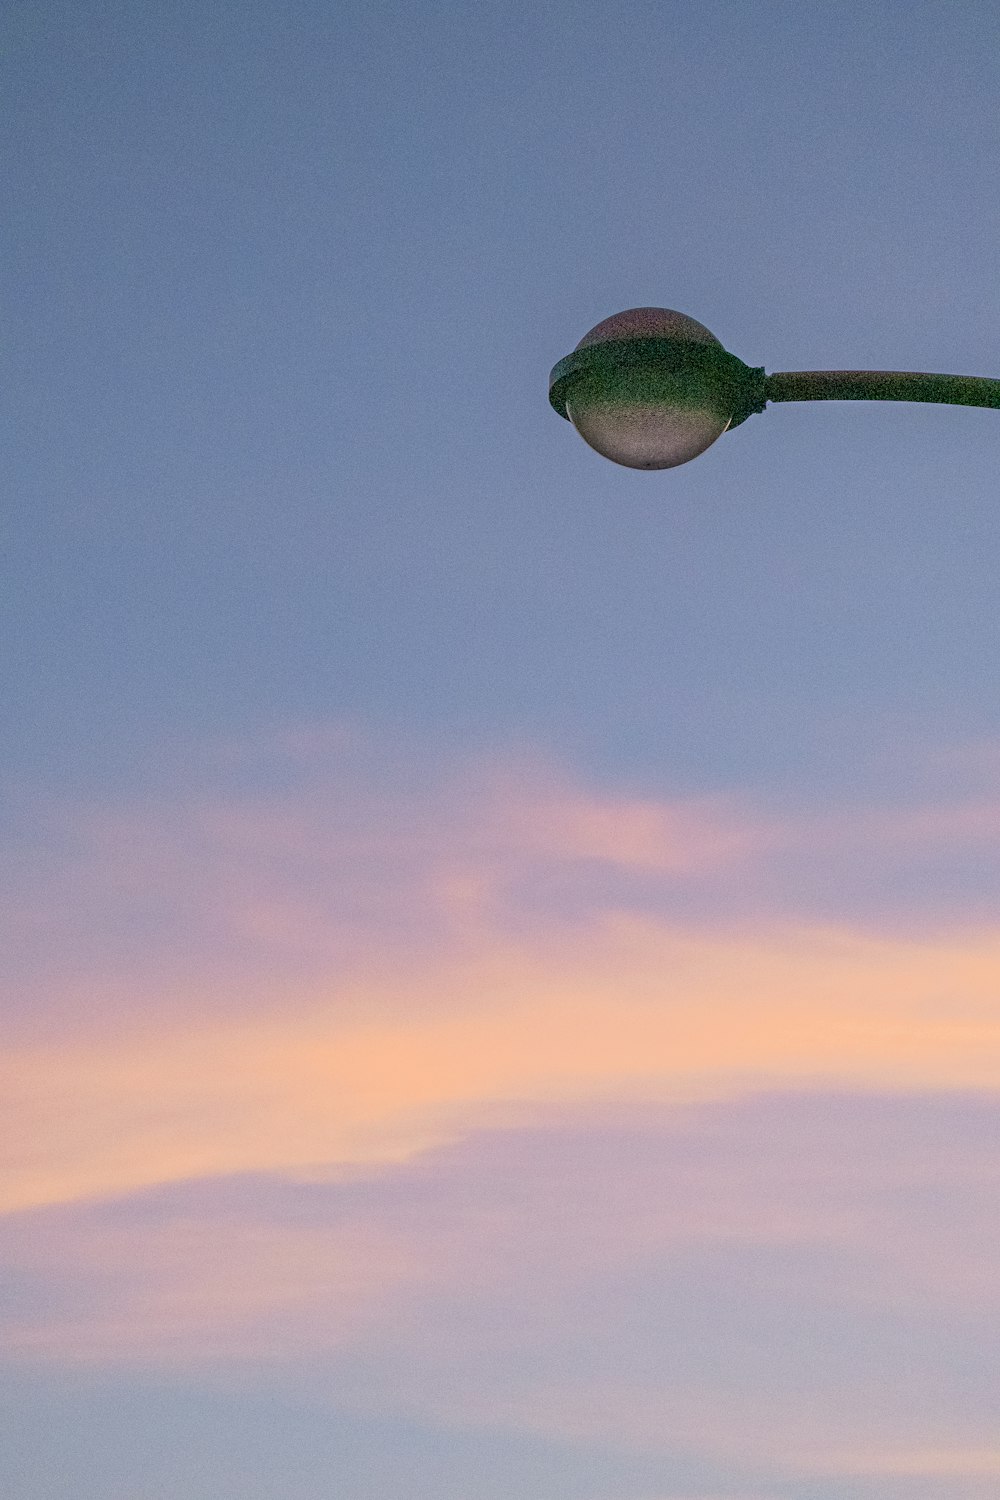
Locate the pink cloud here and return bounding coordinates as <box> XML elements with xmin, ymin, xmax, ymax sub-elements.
<box><xmin>2</xmin><ymin>1090</ymin><xmax>999</xmax><ymax>1483</ymax></box>
<box><xmin>6</xmin><ymin>724</ymin><xmax>1000</xmax><ymax>1040</ymax></box>
<box><xmin>2</xmin><ymin>733</ymin><xmax>779</xmax><ymax>1037</ymax></box>
<box><xmin>4</xmin><ymin>723</ymin><xmax>1000</xmax><ymax>1216</ymax></box>
<box><xmin>4</xmin><ymin>914</ymin><xmax>1000</xmax><ymax>1212</ymax></box>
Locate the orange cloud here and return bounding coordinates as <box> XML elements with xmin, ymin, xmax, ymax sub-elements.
<box><xmin>4</xmin><ymin>916</ymin><xmax>1000</xmax><ymax>1213</ymax></box>
<box><xmin>786</xmin><ymin>1448</ymin><xmax>1000</xmax><ymax>1478</ymax></box>
<box><xmin>5</xmin><ymin>1087</ymin><xmax>999</xmax><ymax>1484</ymax></box>
<box><xmin>2</xmin><ymin>1209</ymin><xmax>410</xmax><ymax>1364</ymax></box>
<box><xmin>5</xmin><ymin>730</ymin><xmax>1000</xmax><ymax>1214</ymax></box>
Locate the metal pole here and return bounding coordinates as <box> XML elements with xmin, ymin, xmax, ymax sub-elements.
<box><xmin>765</xmin><ymin>370</ymin><xmax>1000</xmax><ymax>410</ymax></box>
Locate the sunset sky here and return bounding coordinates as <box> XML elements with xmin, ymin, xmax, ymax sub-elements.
<box><xmin>5</xmin><ymin>2</ymin><xmax>1000</xmax><ymax>1496</ymax></box>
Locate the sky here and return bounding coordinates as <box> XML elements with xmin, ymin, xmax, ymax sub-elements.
<box><xmin>4</xmin><ymin>1</ymin><xmax>1000</xmax><ymax>1495</ymax></box>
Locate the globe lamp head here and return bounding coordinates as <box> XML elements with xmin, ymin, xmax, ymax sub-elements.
<box><xmin>548</xmin><ymin>307</ymin><xmax>765</xmax><ymax>470</ymax></box>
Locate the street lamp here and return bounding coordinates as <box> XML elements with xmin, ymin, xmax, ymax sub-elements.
<box><xmin>549</xmin><ymin>307</ymin><xmax>1000</xmax><ymax>470</ymax></box>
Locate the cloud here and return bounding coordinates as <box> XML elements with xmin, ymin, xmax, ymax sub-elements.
<box><xmin>7</xmin><ymin>725</ymin><xmax>1000</xmax><ymax>1036</ymax></box>
<box><xmin>3</xmin><ymin>916</ymin><xmax>1000</xmax><ymax>1211</ymax></box>
<box><xmin>2</xmin><ymin>1090</ymin><xmax>999</xmax><ymax>1491</ymax></box>
<box><xmin>1</xmin><ymin>732</ymin><xmax>774</xmax><ymax>1032</ymax></box>
<box><xmin>790</xmin><ymin>1448</ymin><xmax>1000</xmax><ymax>1478</ymax></box>
<box><xmin>3</xmin><ymin>726</ymin><xmax>1000</xmax><ymax>1212</ymax></box>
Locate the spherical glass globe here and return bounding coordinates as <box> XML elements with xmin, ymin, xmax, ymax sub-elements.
<box><xmin>565</xmin><ymin>307</ymin><xmax>732</xmax><ymax>470</ymax></box>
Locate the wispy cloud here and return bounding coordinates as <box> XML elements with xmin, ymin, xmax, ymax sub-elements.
<box><xmin>4</xmin><ymin>729</ymin><xmax>1000</xmax><ymax>1492</ymax></box>
<box><xmin>788</xmin><ymin>1447</ymin><xmax>1000</xmax><ymax>1478</ymax></box>
<box><xmin>2</xmin><ymin>1090</ymin><xmax>999</xmax><ymax>1490</ymax></box>
<box><xmin>5</xmin><ymin>914</ymin><xmax>1000</xmax><ymax>1210</ymax></box>
<box><xmin>7</xmin><ymin>724</ymin><xmax>1000</xmax><ymax>1025</ymax></box>
<box><xmin>3</xmin><ymin>726</ymin><xmax>1000</xmax><ymax>1211</ymax></box>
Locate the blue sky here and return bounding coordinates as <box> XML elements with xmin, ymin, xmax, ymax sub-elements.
<box><xmin>5</xmin><ymin>2</ymin><xmax>1000</xmax><ymax>1495</ymax></box>
<box><xmin>8</xmin><ymin>0</ymin><xmax>1000</xmax><ymax>794</ymax></box>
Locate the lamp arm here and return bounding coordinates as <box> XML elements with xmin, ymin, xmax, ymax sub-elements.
<box><xmin>764</xmin><ymin>370</ymin><xmax>1000</xmax><ymax>410</ymax></box>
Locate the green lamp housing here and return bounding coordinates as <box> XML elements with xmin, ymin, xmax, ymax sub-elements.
<box><xmin>548</xmin><ymin>308</ymin><xmax>764</xmax><ymax>470</ymax></box>
<box><xmin>550</xmin><ymin>305</ymin><xmax>1000</xmax><ymax>471</ymax></box>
